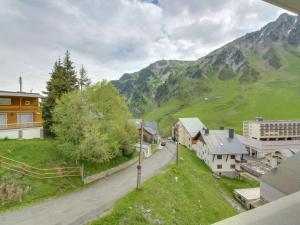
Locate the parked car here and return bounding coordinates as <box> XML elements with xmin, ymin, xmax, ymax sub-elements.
<box><xmin>161</xmin><ymin>141</ymin><xmax>166</xmax><ymax>146</ymax></box>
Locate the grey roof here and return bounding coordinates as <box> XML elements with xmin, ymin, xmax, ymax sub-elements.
<box><xmin>260</xmin><ymin>152</ymin><xmax>300</xmax><ymax>195</ymax></box>
<box><xmin>0</xmin><ymin>90</ymin><xmax>42</xmax><ymax>98</ymax></box>
<box><xmin>203</xmin><ymin>131</ymin><xmax>247</xmax><ymax>155</ymax></box>
<box><xmin>128</xmin><ymin>119</ymin><xmax>158</xmax><ymax>135</ymax></box>
<box><xmin>212</xmin><ymin>190</ymin><xmax>300</xmax><ymax>225</ymax></box>
<box><xmin>178</xmin><ymin>118</ymin><xmax>206</xmax><ymax>138</ymax></box>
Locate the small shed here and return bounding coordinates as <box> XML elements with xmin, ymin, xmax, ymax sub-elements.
<box><xmin>234</xmin><ymin>188</ymin><xmax>260</xmax><ymax>209</ymax></box>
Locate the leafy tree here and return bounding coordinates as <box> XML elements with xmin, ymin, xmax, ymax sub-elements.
<box><xmin>52</xmin><ymin>81</ymin><xmax>138</xmax><ymax>164</ymax></box>
<box><xmin>42</xmin><ymin>51</ymin><xmax>78</xmax><ymax>136</ymax></box>
<box><xmin>79</xmin><ymin>65</ymin><xmax>91</xmax><ymax>90</ymax></box>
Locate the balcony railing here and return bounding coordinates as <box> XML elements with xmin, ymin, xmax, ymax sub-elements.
<box><xmin>0</xmin><ymin>122</ymin><xmax>42</xmax><ymax>130</ymax></box>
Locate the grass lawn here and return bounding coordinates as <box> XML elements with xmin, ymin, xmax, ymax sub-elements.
<box><xmin>0</xmin><ymin>139</ymin><xmax>137</xmax><ymax>212</ymax></box>
<box><xmin>91</xmin><ymin>146</ymin><xmax>258</xmax><ymax>225</ymax></box>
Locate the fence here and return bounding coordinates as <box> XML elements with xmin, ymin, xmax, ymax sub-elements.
<box><xmin>0</xmin><ymin>155</ymin><xmax>82</xmax><ymax>180</ymax></box>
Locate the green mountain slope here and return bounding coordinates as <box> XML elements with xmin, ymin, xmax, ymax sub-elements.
<box><xmin>113</xmin><ymin>13</ymin><xmax>300</xmax><ymax>135</ymax></box>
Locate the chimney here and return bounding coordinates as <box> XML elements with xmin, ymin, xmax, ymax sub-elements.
<box><xmin>205</xmin><ymin>128</ymin><xmax>209</xmax><ymax>135</ymax></box>
<box><xmin>19</xmin><ymin>76</ymin><xmax>23</xmax><ymax>92</ymax></box>
<box><xmin>229</xmin><ymin>128</ymin><xmax>234</xmax><ymax>138</ymax></box>
<box><xmin>220</xmin><ymin>126</ymin><xmax>224</xmax><ymax>130</ymax></box>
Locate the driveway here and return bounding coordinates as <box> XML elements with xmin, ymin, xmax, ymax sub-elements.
<box><xmin>0</xmin><ymin>142</ymin><xmax>176</xmax><ymax>225</ymax></box>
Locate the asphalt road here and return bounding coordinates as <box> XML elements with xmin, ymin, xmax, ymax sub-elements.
<box><xmin>0</xmin><ymin>141</ymin><xmax>176</xmax><ymax>225</ymax></box>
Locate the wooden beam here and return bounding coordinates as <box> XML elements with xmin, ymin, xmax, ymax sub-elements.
<box><xmin>263</xmin><ymin>0</ymin><xmax>300</xmax><ymax>14</ymax></box>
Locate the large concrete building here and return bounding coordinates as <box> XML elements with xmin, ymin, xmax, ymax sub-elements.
<box><xmin>242</xmin><ymin>117</ymin><xmax>300</xmax><ymax>158</ymax></box>
<box><xmin>196</xmin><ymin>129</ymin><xmax>247</xmax><ymax>178</ymax></box>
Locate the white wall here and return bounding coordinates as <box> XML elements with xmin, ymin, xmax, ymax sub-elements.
<box><xmin>176</xmin><ymin>121</ymin><xmax>192</xmax><ymax>149</ymax></box>
<box><xmin>196</xmin><ymin>141</ymin><xmax>242</xmax><ymax>177</ymax></box>
<box><xmin>0</xmin><ymin>127</ymin><xmax>43</xmax><ymax>139</ymax></box>
<box><xmin>260</xmin><ymin>181</ymin><xmax>286</xmax><ymax>202</ymax></box>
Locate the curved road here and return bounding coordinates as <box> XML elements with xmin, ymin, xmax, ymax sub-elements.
<box><xmin>0</xmin><ymin>142</ymin><xmax>176</xmax><ymax>225</ymax></box>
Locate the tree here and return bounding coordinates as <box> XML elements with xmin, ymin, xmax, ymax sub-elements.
<box><xmin>52</xmin><ymin>81</ymin><xmax>138</xmax><ymax>164</ymax></box>
<box><xmin>42</xmin><ymin>51</ymin><xmax>79</xmax><ymax>136</ymax></box>
<box><xmin>79</xmin><ymin>65</ymin><xmax>91</xmax><ymax>90</ymax></box>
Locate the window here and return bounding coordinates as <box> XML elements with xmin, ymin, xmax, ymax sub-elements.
<box><xmin>230</xmin><ymin>164</ymin><xmax>236</xmax><ymax>169</ymax></box>
<box><xmin>0</xmin><ymin>98</ymin><xmax>11</xmax><ymax>105</ymax></box>
<box><xmin>230</xmin><ymin>155</ymin><xmax>235</xmax><ymax>159</ymax></box>
<box><xmin>25</xmin><ymin>100</ymin><xmax>31</xmax><ymax>106</ymax></box>
<box><xmin>217</xmin><ymin>164</ymin><xmax>222</xmax><ymax>169</ymax></box>
<box><xmin>217</xmin><ymin>155</ymin><xmax>222</xmax><ymax>159</ymax></box>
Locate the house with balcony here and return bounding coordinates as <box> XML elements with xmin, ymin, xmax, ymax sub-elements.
<box><xmin>195</xmin><ymin>128</ymin><xmax>247</xmax><ymax>178</ymax></box>
<box><xmin>0</xmin><ymin>90</ymin><xmax>43</xmax><ymax>139</ymax></box>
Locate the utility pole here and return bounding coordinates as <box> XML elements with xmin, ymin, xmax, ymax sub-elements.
<box><xmin>137</xmin><ymin>120</ymin><xmax>143</xmax><ymax>189</ymax></box>
<box><xmin>175</xmin><ymin>125</ymin><xmax>179</xmax><ymax>164</ymax></box>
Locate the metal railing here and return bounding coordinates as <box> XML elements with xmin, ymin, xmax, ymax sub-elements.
<box><xmin>0</xmin><ymin>122</ymin><xmax>42</xmax><ymax>130</ymax></box>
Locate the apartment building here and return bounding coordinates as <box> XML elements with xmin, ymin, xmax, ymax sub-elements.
<box><xmin>242</xmin><ymin>117</ymin><xmax>300</xmax><ymax>158</ymax></box>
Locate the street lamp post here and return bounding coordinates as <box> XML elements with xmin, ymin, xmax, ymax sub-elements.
<box><xmin>137</xmin><ymin>120</ymin><xmax>143</xmax><ymax>189</ymax></box>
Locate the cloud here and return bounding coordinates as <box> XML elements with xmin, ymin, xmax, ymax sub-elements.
<box><xmin>0</xmin><ymin>0</ymin><xmax>287</xmax><ymax>93</ymax></box>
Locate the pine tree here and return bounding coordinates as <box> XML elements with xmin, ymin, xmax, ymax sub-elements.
<box><xmin>42</xmin><ymin>51</ymin><xmax>79</xmax><ymax>136</ymax></box>
<box><xmin>79</xmin><ymin>65</ymin><xmax>91</xmax><ymax>90</ymax></box>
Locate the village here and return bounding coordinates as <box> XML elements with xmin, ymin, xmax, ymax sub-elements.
<box><xmin>1</xmin><ymin>85</ymin><xmax>300</xmax><ymax>217</ymax></box>
<box><xmin>1</xmin><ymin>0</ymin><xmax>300</xmax><ymax>225</ymax></box>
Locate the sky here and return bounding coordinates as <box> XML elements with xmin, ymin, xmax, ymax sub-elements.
<box><xmin>0</xmin><ymin>0</ymin><xmax>288</xmax><ymax>93</ymax></box>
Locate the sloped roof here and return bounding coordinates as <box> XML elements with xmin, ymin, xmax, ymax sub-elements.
<box><xmin>260</xmin><ymin>152</ymin><xmax>300</xmax><ymax>195</ymax></box>
<box><xmin>203</xmin><ymin>130</ymin><xmax>247</xmax><ymax>155</ymax></box>
<box><xmin>0</xmin><ymin>90</ymin><xmax>42</xmax><ymax>98</ymax></box>
<box><xmin>178</xmin><ymin>118</ymin><xmax>206</xmax><ymax>138</ymax></box>
<box><xmin>128</xmin><ymin>119</ymin><xmax>158</xmax><ymax>135</ymax></box>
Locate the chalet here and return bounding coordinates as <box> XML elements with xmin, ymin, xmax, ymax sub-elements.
<box><xmin>129</xmin><ymin>119</ymin><xmax>161</xmax><ymax>144</ymax></box>
<box><xmin>172</xmin><ymin>118</ymin><xmax>206</xmax><ymax>150</ymax></box>
<box><xmin>196</xmin><ymin>129</ymin><xmax>247</xmax><ymax>178</ymax></box>
<box><xmin>0</xmin><ymin>90</ymin><xmax>43</xmax><ymax>139</ymax></box>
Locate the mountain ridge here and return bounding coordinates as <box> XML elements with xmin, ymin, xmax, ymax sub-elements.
<box><xmin>113</xmin><ymin>13</ymin><xmax>300</xmax><ymax>134</ymax></box>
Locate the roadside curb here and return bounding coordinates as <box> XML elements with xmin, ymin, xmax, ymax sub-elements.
<box><xmin>84</xmin><ymin>157</ymin><xmax>138</xmax><ymax>184</ymax></box>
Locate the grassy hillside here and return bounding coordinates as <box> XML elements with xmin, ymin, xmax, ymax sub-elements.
<box><xmin>91</xmin><ymin>146</ymin><xmax>258</xmax><ymax>225</ymax></box>
<box><xmin>0</xmin><ymin>139</ymin><xmax>136</xmax><ymax>211</ymax></box>
<box><xmin>145</xmin><ymin>46</ymin><xmax>300</xmax><ymax>136</ymax></box>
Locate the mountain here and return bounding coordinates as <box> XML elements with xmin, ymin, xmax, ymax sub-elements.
<box><xmin>113</xmin><ymin>13</ymin><xmax>300</xmax><ymax>135</ymax></box>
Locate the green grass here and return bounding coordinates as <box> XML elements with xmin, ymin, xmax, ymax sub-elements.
<box><xmin>0</xmin><ymin>139</ymin><xmax>136</xmax><ymax>211</ymax></box>
<box><xmin>91</xmin><ymin>146</ymin><xmax>258</xmax><ymax>225</ymax></box>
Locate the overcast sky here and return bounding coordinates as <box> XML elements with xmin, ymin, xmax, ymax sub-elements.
<box><xmin>0</xmin><ymin>0</ymin><xmax>287</xmax><ymax>93</ymax></box>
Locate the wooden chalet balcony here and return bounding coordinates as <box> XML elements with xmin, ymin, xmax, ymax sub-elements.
<box><xmin>0</xmin><ymin>122</ymin><xmax>42</xmax><ymax>130</ymax></box>
<box><xmin>0</xmin><ymin>105</ymin><xmax>40</xmax><ymax>111</ymax></box>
